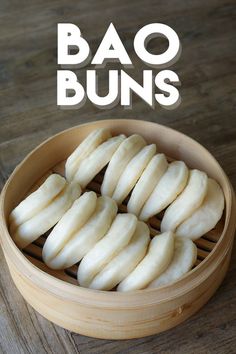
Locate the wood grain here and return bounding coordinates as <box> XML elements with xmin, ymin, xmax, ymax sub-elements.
<box><xmin>0</xmin><ymin>0</ymin><xmax>235</xmax><ymax>353</ymax></box>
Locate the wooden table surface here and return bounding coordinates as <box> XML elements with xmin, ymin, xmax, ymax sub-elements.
<box><xmin>0</xmin><ymin>0</ymin><xmax>235</xmax><ymax>353</ymax></box>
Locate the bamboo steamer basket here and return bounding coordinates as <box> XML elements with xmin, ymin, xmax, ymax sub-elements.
<box><xmin>0</xmin><ymin>119</ymin><xmax>235</xmax><ymax>340</ymax></box>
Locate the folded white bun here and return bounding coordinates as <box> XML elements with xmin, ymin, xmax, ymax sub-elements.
<box><xmin>44</xmin><ymin>196</ymin><xmax>117</xmax><ymax>269</ymax></box>
<box><xmin>140</xmin><ymin>161</ymin><xmax>188</xmax><ymax>221</ymax></box>
<box><xmin>65</xmin><ymin>128</ymin><xmax>111</xmax><ymax>181</ymax></box>
<box><xmin>77</xmin><ymin>213</ymin><xmax>137</xmax><ymax>287</ymax></box>
<box><xmin>176</xmin><ymin>179</ymin><xmax>224</xmax><ymax>240</ymax></box>
<box><xmin>148</xmin><ymin>237</ymin><xmax>197</xmax><ymax>288</ymax></box>
<box><xmin>42</xmin><ymin>191</ymin><xmax>98</xmax><ymax>265</ymax></box>
<box><xmin>112</xmin><ymin>144</ymin><xmax>156</xmax><ymax>204</ymax></box>
<box><xmin>73</xmin><ymin>135</ymin><xmax>125</xmax><ymax>188</ymax></box>
<box><xmin>117</xmin><ymin>231</ymin><xmax>174</xmax><ymax>291</ymax></box>
<box><xmin>101</xmin><ymin>134</ymin><xmax>146</xmax><ymax>197</ymax></box>
<box><xmin>12</xmin><ymin>181</ymin><xmax>81</xmax><ymax>249</ymax></box>
<box><xmin>89</xmin><ymin>221</ymin><xmax>150</xmax><ymax>290</ymax></box>
<box><xmin>127</xmin><ymin>154</ymin><xmax>168</xmax><ymax>217</ymax></box>
<box><xmin>9</xmin><ymin>174</ymin><xmax>66</xmax><ymax>230</ymax></box>
<box><xmin>161</xmin><ymin>169</ymin><xmax>208</xmax><ymax>232</ymax></box>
